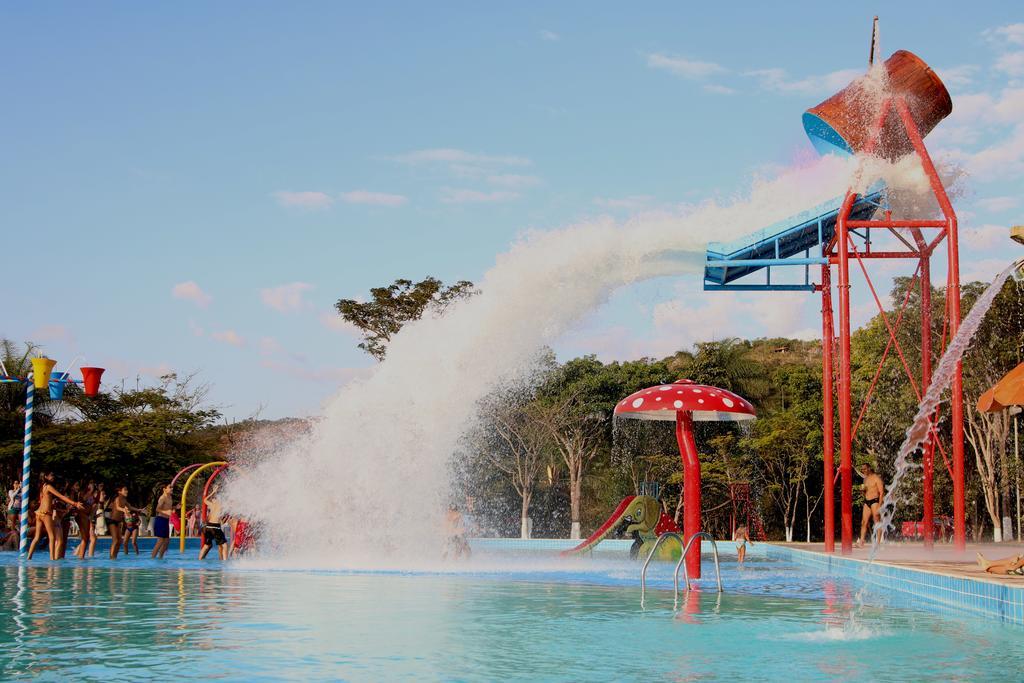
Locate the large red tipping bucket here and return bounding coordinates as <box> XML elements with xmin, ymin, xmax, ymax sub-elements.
<box><xmin>803</xmin><ymin>50</ymin><xmax>951</xmax><ymax>159</ymax></box>
<box><xmin>81</xmin><ymin>367</ymin><xmax>105</xmax><ymax>397</ymax></box>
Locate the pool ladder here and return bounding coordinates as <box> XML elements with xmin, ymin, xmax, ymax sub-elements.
<box><xmin>640</xmin><ymin>532</ymin><xmax>722</xmax><ymax>608</ymax></box>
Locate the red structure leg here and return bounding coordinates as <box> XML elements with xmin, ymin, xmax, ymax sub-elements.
<box><xmin>948</xmin><ymin>228</ymin><xmax>966</xmax><ymax>550</ymax></box>
<box><xmin>836</xmin><ymin>200</ymin><xmax>855</xmax><ymax>555</ymax></box>
<box><xmin>821</xmin><ymin>265</ymin><xmax>836</xmax><ymax>553</ymax></box>
<box><xmin>920</xmin><ymin>258</ymin><xmax>935</xmax><ymax>548</ymax></box>
<box><xmin>676</xmin><ymin>411</ymin><xmax>702</xmax><ymax>578</ymax></box>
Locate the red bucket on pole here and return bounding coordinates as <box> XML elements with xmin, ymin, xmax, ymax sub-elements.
<box><xmin>81</xmin><ymin>367</ymin><xmax>105</xmax><ymax>396</ymax></box>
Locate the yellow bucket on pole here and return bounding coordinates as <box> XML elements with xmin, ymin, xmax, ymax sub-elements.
<box><xmin>31</xmin><ymin>358</ymin><xmax>57</xmax><ymax>389</ymax></box>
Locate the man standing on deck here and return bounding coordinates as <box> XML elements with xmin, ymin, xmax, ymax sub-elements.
<box><xmin>857</xmin><ymin>463</ymin><xmax>885</xmax><ymax>547</ymax></box>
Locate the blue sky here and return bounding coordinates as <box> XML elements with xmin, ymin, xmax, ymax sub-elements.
<box><xmin>2</xmin><ymin>3</ymin><xmax>1022</xmax><ymax>419</ymax></box>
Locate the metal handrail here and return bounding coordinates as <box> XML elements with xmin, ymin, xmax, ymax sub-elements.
<box><xmin>640</xmin><ymin>532</ymin><xmax>684</xmax><ymax>605</ymax></box>
<box><xmin>674</xmin><ymin>532</ymin><xmax>723</xmax><ymax>599</ymax></box>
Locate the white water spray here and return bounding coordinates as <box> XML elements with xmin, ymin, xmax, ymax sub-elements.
<box><xmin>870</xmin><ymin>261</ymin><xmax>1022</xmax><ymax>559</ymax></box>
<box><xmin>223</xmin><ymin>151</ymin><xmax>934</xmax><ymax>569</ymax></box>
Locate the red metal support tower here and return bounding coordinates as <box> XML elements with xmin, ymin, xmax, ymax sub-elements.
<box><xmin>822</xmin><ymin>96</ymin><xmax>965</xmax><ymax>554</ymax></box>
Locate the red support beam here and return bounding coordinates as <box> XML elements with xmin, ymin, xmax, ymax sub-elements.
<box><xmin>846</xmin><ymin>220</ymin><xmax>947</xmax><ymax>228</ymax></box>
<box><xmin>895</xmin><ymin>97</ymin><xmax>966</xmax><ymax>551</ymax></box>
<box><xmin>921</xmin><ymin>258</ymin><xmax>935</xmax><ymax>548</ymax></box>
<box><xmin>829</xmin><ymin>251</ymin><xmax>922</xmax><ymax>261</ymax></box>
<box><xmin>821</xmin><ymin>265</ymin><xmax>836</xmax><ymax>553</ymax></box>
<box><xmin>836</xmin><ymin>193</ymin><xmax>856</xmax><ymax>555</ymax></box>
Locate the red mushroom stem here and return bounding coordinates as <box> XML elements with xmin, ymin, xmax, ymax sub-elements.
<box><xmin>675</xmin><ymin>411</ymin><xmax>702</xmax><ymax>579</ymax></box>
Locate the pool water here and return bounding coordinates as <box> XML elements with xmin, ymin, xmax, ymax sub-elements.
<box><xmin>1</xmin><ymin>542</ymin><xmax>1021</xmax><ymax>681</ymax></box>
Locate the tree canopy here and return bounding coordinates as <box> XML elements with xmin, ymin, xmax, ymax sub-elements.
<box><xmin>335</xmin><ymin>277</ymin><xmax>477</xmax><ymax>360</ymax></box>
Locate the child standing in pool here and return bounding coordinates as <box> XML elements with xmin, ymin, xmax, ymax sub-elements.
<box><xmin>734</xmin><ymin>524</ymin><xmax>752</xmax><ymax>564</ymax></box>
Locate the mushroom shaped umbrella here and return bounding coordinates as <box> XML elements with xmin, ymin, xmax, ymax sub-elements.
<box><xmin>614</xmin><ymin>379</ymin><xmax>756</xmax><ymax>578</ymax></box>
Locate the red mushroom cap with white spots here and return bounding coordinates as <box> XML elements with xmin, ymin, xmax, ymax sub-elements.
<box><xmin>613</xmin><ymin>379</ymin><xmax>756</xmax><ymax>422</ymax></box>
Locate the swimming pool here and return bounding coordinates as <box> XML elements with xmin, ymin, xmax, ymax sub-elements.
<box><xmin>1</xmin><ymin>540</ymin><xmax>1021</xmax><ymax>681</ymax></box>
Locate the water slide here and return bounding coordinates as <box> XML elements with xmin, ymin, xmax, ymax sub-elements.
<box><xmin>561</xmin><ymin>495</ymin><xmax>638</xmax><ymax>556</ymax></box>
<box><xmin>561</xmin><ymin>495</ymin><xmax>679</xmax><ymax>557</ymax></box>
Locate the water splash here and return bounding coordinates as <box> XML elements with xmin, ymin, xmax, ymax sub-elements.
<box><xmin>870</xmin><ymin>261</ymin><xmax>1022</xmax><ymax>559</ymax></box>
<box><xmin>222</xmin><ymin>150</ymin><xmax>942</xmax><ymax>568</ymax></box>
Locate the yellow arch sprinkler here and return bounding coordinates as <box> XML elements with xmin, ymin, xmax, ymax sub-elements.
<box><xmin>179</xmin><ymin>461</ymin><xmax>227</xmax><ymax>553</ymax></box>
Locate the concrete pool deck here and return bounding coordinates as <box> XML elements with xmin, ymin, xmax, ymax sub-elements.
<box><xmin>775</xmin><ymin>541</ymin><xmax>1024</xmax><ymax>587</ymax></box>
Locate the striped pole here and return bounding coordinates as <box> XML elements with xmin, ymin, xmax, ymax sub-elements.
<box><xmin>19</xmin><ymin>375</ymin><xmax>34</xmax><ymax>556</ymax></box>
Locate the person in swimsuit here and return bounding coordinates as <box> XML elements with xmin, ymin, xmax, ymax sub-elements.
<box><xmin>73</xmin><ymin>482</ymin><xmax>96</xmax><ymax>559</ymax></box>
<box><xmin>122</xmin><ymin>508</ymin><xmax>141</xmax><ymax>555</ymax></box>
<box><xmin>230</xmin><ymin>517</ymin><xmax>255</xmax><ymax>557</ymax></box>
<box><xmin>109</xmin><ymin>485</ymin><xmax>144</xmax><ymax>559</ymax></box>
<box><xmin>6</xmin><ymin>478</ymin><xmax>20</xmax><ymax>536</ymax></box>
<box><xmin>977</xmin><ymin>553</ymin><xmax>1024</xmax><ymax>575</ymax></box>
<box><xmin>92</xmin><ymin>483</ymin><xmax>108</xmax><ymax>555</ymax></box>
<box><xmin>199</xmin><ymin>484</ymin><xmax>228</xmax><ymax>560</ymax></box>
<box><xmin>857</xmin><ymin>463</ymin><xmax>885</xmax><ymax>548</ymax></box>
<box><xmin>26</xmin><ymin>472</ymin><xmax>83</xmax><ymax>560</ymax></box>
<box><xmin>54</xmin><ymin>482</ymin><xmax>74</xmax><ymax>559</ymax></box>
<box><xmin>151</xmin><ymin>483</ymin><xmax>174</xmax><ymax>559</ymax></box>
<box><xmin>734</xmin><ymin>524</ymin><xmax>752</xmax><ymax>564</ymax></box>
<box><xmin>443</xmin><ymin>504</ymin><xmax>471</xmax><ymax>560</ymax></box>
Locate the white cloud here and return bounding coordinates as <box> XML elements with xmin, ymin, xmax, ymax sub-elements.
<box><xmin>440</xmin><ymin>187</ymin><xmax>520</xmax><ymax>204</ymax></box>
<box><xmin>995</xmin><ymin>51</ymin><xmax>1024</xmax><ymax>77</ymax></box>
<box><xmin>392</xmin><ymin>148</ymin><xmax>531</xmax><ymax>167</ymax></box>
<box><xmin>211</xmin><ymin>330</ymin><xmax>246</xmax><ymax>347</ymax></box>
<box><xmin>171</xmin><ymin>281</ymin><xmax>212</xmax><ymax>308</ymax></box>
<box><xmin>593</xmin><ymin>195</ymin><xmax>654</xmax><ymax>210</ymax></box>
<box><xmin>746</xmin><ymin>67</ymin><xmax>862</xmax><ymax>96</ymax></box>
<box><xmin>936</xmin><ymin>65</ymin><xmax>978</xmax><ymax>90</ymax></box>
<box><xmin>259</xmin><ymin>357</ymin><xmax>373</xmax><ymax>384</ymax></box>
<box><xmin>486</xmin><ymin>173</ymin><xmax>541</xmax><ymax>188</ymax></box>
<box><xmin>962</xmin><ymin>223</ymin><xmax>1014</xmax><ymax>251</ymax></box>
<box><xmin>964</xmin><ymin>123</ymin><xmax>1024</xmax><ymax>179</ymax></box>
<box><xmin>260</xmin><ymin>282</ymin><xmax>315</xmax><ymax>313</ymax></box>
<box><xmin>961</xmin><ymin>257</ymin><xmax>1014</xmax><ymax>283</ymax></box>
<box><xmin>703</xmin><ymin>84</ymin><xmax>737</xmax><ymax>95</ymax></box>
<box><xmin>539</xmin><ymin>29</ymin><xmax>559</xmax><ymax>42</ymax></box>
<box><xmin>975</xmin><ymin>196</ymin><xmax>1019</xmax><ymax>213</ymax></box>
<box><xmin>138</xmin><ymin>363</ymin><xmax>173</xmax><ymax>377</ymax></box>
<box><xmin>984</xmin><ymin>23</ymin><xmax>1024</xmax><ymax>46</ymax></box>
<box><xmin>259</xmin><ymin>336</ymin><xmax>282</xmax><ymax>356</ymax></box>
<box><xmin>647</xmin><ymin>53</ymin><xmax>726</xmax><ymax>79</ymax></box>
<box><xmin>319</xmin><ymin>311</ymin><xmax>362</xmax><ymax>337</ymax></box>
<box><xmin>339</xmin><ymin>190</ymin><xmax>408</xmax><ymax>207</ymax></box>
<box><xmin>31</xmin><ymin>324</ymin><xmax>74</xmax><ymax>344</ymax></box>
<box><xmin>271</xmin><ymin>191</ymin><xmax>334</xmax><ymax>209</ymax></box>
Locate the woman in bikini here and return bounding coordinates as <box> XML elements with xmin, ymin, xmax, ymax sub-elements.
<box><xmin>734</xmin><ymin>524</ymin><xmax>753</xmax><ymax>564</ymax></box>
<box><xmin>26</xmin><ymin>472</ymin><xmax>83</xmax><ymax>560</ymax></box>
<box><xmin>73</xmin><ymin>481</ymin><xmax>96</xmax><ymax>559</ymax></box>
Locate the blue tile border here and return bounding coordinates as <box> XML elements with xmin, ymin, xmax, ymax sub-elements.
<box><xmin>766</xmin><ymin>544</ymin><xmax>1024</xmax><ymax>627</ymax></box>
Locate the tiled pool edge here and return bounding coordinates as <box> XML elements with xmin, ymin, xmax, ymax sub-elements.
<box><xmin>766</xmin><ymin>544</ymin><xmax>1024</xmax><ymax>626</ymax></box>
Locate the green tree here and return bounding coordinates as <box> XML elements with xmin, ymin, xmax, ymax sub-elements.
<box><xmin>335</xmin><ymin>277</ymin><xmax>477</xmax><ymax>360</ymax></box>
<box><xmin>1</xmin><ymin>372</ymin><xmax>222</xmax><ymax>503</ymax></box>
